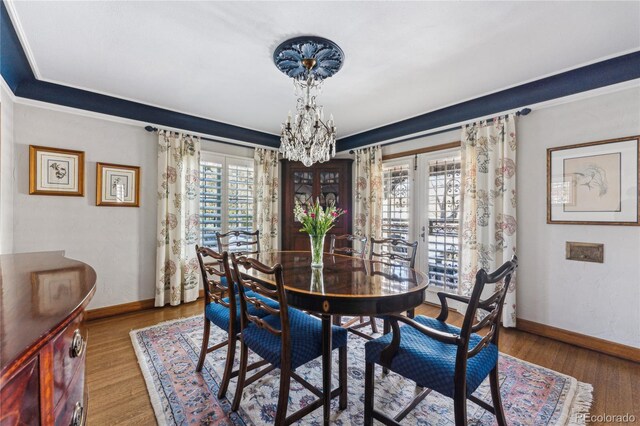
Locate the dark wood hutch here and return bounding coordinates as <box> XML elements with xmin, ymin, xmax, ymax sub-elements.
<box><xmin>281</xmin><ymin>159</ymin><xmax>353</xmax><ymax>250</ymax></box>
<box><xmin>0</xmin><ymin>251</ymin><xmax>96</xmax><ymax>425</ymax></box>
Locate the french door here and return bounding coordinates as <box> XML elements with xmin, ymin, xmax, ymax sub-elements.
<box><xmin>382</xmin><ymin>148</ymin><xmax>462</xmax><ymax>296</ymax></box>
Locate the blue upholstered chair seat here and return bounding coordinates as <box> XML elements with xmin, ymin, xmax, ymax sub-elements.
<box><xmin>205</xmin><ymin>291</ymin><xmax>279</xmax><ymax>333</ymax></box>
<box><xmin>243</xmin><ymin>308</ymin><xmax>348</xmax><ymax>370</ymax></box>
<box><xmin>365</xmin><ymin>316</ymin><xmax>498</xmax><ymax>398</ymax></box>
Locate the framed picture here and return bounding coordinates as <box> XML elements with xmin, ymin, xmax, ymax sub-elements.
<box><xmin>547</xmin><ymin>135</ymin><xmax>639</xmax><ymax>225</ymax></box>
<box><xmin>29</xmin><ymin>145</ymin><xmax>84</xmax><ymax>196</ymax></box>
<box><xmin>31</xmin><ymin>267</ymin><xmax>83</xmax><ymax>316</ymax></box>
<box><xmin>96</xmin><ymin>162</ymin><xmax>140</xmax><ymax>207</ymax></box>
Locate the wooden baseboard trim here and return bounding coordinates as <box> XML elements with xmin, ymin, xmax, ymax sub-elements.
<box><xmin>87</xmin><ymin>289</ymin><xmax>206</xmax><ymax>321</ymax></box>
<box><xmin>516</xmin><ymin>318</ymin><xmax>640</xmax><ymax>363</ymax></box>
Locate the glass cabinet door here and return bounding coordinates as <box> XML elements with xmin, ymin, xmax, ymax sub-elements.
<box><xmin>320</xmin><ymin>171</ymin><xmax>340</xmax><ymax>208</ymax></box>
<box><xmin>293</xmin><ymin>171</ymin><xmax>314</xmax><ymax>221</ymax></box>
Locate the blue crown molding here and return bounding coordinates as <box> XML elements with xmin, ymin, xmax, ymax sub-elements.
<box><xmin>0</xmin><ymin>1</ymin><xmax>280</xmax><ymax>148</ymax></box>
<box><xmin>338</xmin><ymin>51</ymin><xmax>640</xmax><ymax>151</ymax></box>
<box><xmin>3</xmin><ymin>1</ymin><xmax>639</xmax><ymax>152</ymax></box>
<box><xmin>0</xmin><ymin>1</ymin><xmax>33</xmax><ymax>92</ymax></box>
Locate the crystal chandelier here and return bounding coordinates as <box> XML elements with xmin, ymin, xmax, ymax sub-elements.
<box><xmin>274</xmin><ymin>37</ymin><xmax>344</xmax><ymax>167</ymax></box>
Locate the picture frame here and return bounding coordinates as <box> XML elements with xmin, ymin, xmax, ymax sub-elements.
<box><xmin>96</xmin><ymin>162</ymin><xmax>141</xmax><ymax>207</ymax></box>
<box><xmin>547</xmin><ymin>135</ymin><xmax>639</xmax><ymax>225</ymax></box>
<box><xmin>29</xmin><ymin>145</ymin><xmax>85</xmax><ymax>196</ymax></box>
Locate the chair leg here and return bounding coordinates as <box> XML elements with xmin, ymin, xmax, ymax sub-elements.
<box><xmin>453</xmin><ymin>395</ymin><xmax>468</xmax><ymax>426</ymax></box>
<box><xmin>217</xmin><ymin>331</ymin><xmax>237</xmax><ymax>399</ymax></box>
<box><xmin>339</xmin><ymin>345</ymin><xmax>348</xmax><ymax>410</ymax></box>
<box><xmin>489</xmin><ymin>366</ymin><xmax>507</xmax><ymax>426</ymax></box>
<box><xmin>275</xmin><ymin>366</ymin><xmax>291</xmax><ymax>425</ymax></box>
<box><xmin>195</xmin><ymin>318</ymin><xmax>210</xmax><ymax>372</ymax></box>
<box><xmin>364</xmin><ymin>362</ymin><xmax>374</xmax><ymax>426</ymax></box>
<box><xmin>407</xmin><ymin>308</ymin><xmax>415</xmax><ymax>319</ymax></box>
<box><xmin>382</xmin><ymin>320</ymin><xmax>390</xmax><ymax>374</ymax></box>
<box><xmin>370</xmin><ymin>316</ymin><xmax>379</xmax><ymax>333</ymax></box>
<box><xmin>231</xmin><ymin>340</ymin><xmax>249</xmax><ymax>412</ymax></box>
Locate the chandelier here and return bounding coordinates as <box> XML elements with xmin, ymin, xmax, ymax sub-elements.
<box><xmin>273</xmin><ymin>36</ymin><xmax>344</xmax><ymax>167</ymax></box>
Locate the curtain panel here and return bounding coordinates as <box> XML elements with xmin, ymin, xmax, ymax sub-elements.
<box><xmin>254</xmin><ymin>148</ymin><xmax>279</xmax><ymax>251</ymax></box>
<box><xmin>460</xmin><ymin>114</ymin><xmax>517</xmax><ymax>327</ymax></box>
<box><xmin>353</xmin><ymin>146</ymin><xmax>383</xmax><ymax>254</ymax></box>
<box><xmin>155</xmin><ymin>131</ymin><xmax>201</xmax><ymax>307</ymax></box>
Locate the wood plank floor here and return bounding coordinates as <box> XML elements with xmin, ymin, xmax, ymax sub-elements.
<box><xmin>86</xmin><ymin>302</ymin><xmax>639</xmax><ymax>425</ymax></box>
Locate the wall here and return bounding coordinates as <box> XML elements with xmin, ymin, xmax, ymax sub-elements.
<box><xmin>1</xmin><ymin>83</ymin><xmax>15</xmax><ymax>253</ymax></box>
<box><xmin>11</xmin><ymin>103</ymin><xmax>254</xmax><ymax>309</ymax></box>
<box><xmin>517</xmin><ymin>86</ymin><xmax>640</xmax><ymax>348</ymax></box>
<box><xmin>380</xmin><ymin>85</ymin><xmax>640</xmax><ymax>348</ymax></box>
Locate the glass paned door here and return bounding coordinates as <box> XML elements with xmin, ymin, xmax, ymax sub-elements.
<box><xmin>415</xmin><ymin>152</ymin><xmax>461</xmax><ymax>291</ymax></box>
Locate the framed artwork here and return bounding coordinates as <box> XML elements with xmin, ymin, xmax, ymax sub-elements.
<box><xmin>29</xmin><ymin>145</ymin><xmax>84</xmax><ymax>196</ymax></box>
<box><xmin>547</xmin><ymin>135</ymin><xmax>639</xmax><ymax>225</ymax></box>
<box><xmin>96</xmin><ymin>162</ymin><xmax>140</xmax><ymax>207</ymax></box>
<box><xmin>31</xmin><ymin>267</ymin><xmax>83</xmax><ymax>316</ymax></box>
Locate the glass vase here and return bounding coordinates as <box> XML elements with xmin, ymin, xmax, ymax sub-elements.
<box><xmin>309</xmin><ymin>233</ymin><xmax>325</xmax><ymax>268</ymax></box>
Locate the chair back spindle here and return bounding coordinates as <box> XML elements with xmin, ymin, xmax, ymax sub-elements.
<box><xmin>370</xmin><ymin>237</ymin><xmax>418</xmax><ymax>268</ymax></box>
<box><xmin>216</xmin><ymin>230</ymin><xmax>260</xmax><ymax>256</ymax></box>
<box><xmin>195</xmin><ymin>245</ymin><xmax>235</xmax><ymax>309</ymax></box>
<box><xmin>458</xmin><ymin>256</ymin><xmax>518</xmax><ymax>360</ymax></box>
<box><xmin>231</xmin><ymin>254</ymin><xmax>289</xmax><ymax>341</ymax></box>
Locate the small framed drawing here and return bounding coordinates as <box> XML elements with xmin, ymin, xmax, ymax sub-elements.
<box><xmin>547</xmin><ymin>135</ymin><xmax>639</xmax><ymax>225</ymax></box>
<box><xmin>96</xmin><ymin>162</ymin><xmax>140</xmax><ymax>207</ymax></box>
<box><xmin>29</xmin><ymin>145</ymin><xmax>84</xmax><ymax>196</ymax></box>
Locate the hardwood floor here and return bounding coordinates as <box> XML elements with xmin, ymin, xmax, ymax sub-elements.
<box><xmin>86</xmin><ymin>302</ymin><xmax>639</xmax><ymax>425</ymax></box>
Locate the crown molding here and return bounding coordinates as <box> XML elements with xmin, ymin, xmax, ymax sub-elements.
<box><xmin>2</xmin><ymin>1</ymin><xmax>639</xmax><ymax>152</ymax></box>
<box><xmin>337</xmin><ymin>50</ymin><xmax>640</xmax><ymax>151</ymax></box>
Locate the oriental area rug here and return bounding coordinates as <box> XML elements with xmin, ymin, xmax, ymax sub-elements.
<box><xmin>130</xmin><ymin>316</ymin><xmax>592</xmax><ymax>425</ymax></box>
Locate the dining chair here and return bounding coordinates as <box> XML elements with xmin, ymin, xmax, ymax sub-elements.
<box><xmin>370</xmin><ymin>237</ymin><xmax>419</xmax><ymax>320</ymax></box>
<box><xmin>369</xmin><ymin>237</ymin><xmax>418</xmax><ymax>268</ymax></box>
<box><xmin>328</xmin><ymin>234</ymin><xmax>379</xmax><ymax>336</ymax></box>
<box><xmin>194</xmin><ymin>245</ymin><xmax>278</xmax><ymax>400</ymax></box>
<box><xmin>216</xmin><ymin>229</ymin><xmax>260</xmax><ymax>255</ymax></box>
<box><xmin>230</xmin><ymin>253</ymin><xmax>349</xmax><ymax>425</ymax></box>
<box><xmin>363</xmin><ymin>256</ymin><xmax>518</xmax><ymax>426</ymax></box>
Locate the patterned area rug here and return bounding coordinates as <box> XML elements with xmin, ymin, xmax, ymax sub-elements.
<box><xmin>130</xmin><ymin>316</ymin><xmax>592</xmax><ymax>425</ymax></box>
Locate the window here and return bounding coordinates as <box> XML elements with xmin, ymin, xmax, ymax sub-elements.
<box><xmin>426</xmin><ymin>156</ymin><xmax>461</xmax><ymax>290</ymax></box>
<box><xmin>199</xmin><ymin>152</ymin><xmax>254</xmax><ymax>251</ymax></box>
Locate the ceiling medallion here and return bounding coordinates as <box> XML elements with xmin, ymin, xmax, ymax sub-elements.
<box><xmin>274</xmin><ymin>36</ymin><xmax>344</xmax><ymax>167</ymax></box>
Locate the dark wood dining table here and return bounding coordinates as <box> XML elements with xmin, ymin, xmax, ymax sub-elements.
<box><xmin>238</xmin><ymin>250</ymin><xmax>429</xmax><ymax>425</ymax></box>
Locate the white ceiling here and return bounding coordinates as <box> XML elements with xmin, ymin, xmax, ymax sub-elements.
<box><xmin>8</xmin><ymin>1</ymin><xmax>640</xmax><ymax>138</ymax></box>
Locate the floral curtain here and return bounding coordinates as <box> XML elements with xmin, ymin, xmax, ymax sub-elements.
<box><xmin>460</xmin><ymin>114</ymin><xmax>517</xmax><ymax>327</ymax></box>
<box><xmin>254</xmin><ymin>148</ymin><xmax>279</xmax><ymax>251</ymax></box>
<box><xmin>353</xmin><ymin>146</ymin><xmax>383</xmax><ymax>254</ymax></box>
<box><xmin>155</xmin><ymin>131</ymin><xmax>201</xmax><ymax>307</ymax></box>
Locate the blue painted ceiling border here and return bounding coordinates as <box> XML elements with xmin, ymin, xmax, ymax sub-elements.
<box><xmin>2</xmin><ymin>1</ymin><xmax>639</xmax><ymax>151</ymax></box>
<box><xmin>0</xmin><ymin>1</ymin><xmax>280</xmax><ymax>148</ymax></box>
<box><xmin>338</xmin><ymin>51</ymin><xmax>640</xmax><ymax>151</ymax></box>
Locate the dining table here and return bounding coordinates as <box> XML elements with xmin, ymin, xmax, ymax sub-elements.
<box><xmin>238</xmin><ymin>250</ymin><xmax>429</xmax><ymax>425</ymax></box>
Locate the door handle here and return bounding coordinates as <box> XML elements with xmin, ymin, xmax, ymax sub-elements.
<box><xmin>420</xmin><ymin>225</ymin><xmax>426</xmax><ymax>242</ymax></box>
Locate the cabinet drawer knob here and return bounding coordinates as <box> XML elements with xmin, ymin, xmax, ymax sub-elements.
<box><xmin>70</xmin><ymin>401</ymin><xmax>84</xmax><ymax>426</ymax></box>
<box><xmin>71</xmin><ymin>330</ymin><xmax>84</xmax><ymax>358</ymax></box>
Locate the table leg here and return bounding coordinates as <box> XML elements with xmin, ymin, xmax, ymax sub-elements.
<box><xmin>321</xmin><ymin>314</ymin><xmax>332</xmax><ymax>426</ymax></box>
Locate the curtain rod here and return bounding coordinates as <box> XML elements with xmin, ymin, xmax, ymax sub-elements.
<box><xmin>144</xmin><ymin>125</ymin><xmax>278</xmax><ymax>151</ymax></box>
<box><xmin>145</xmin><ymin>125</ymin><xmax>226</xmax><ymax>145</ymax></box>
<box><xmin>348</xmin><ymin>108</ymin><xmax>531</xmax><ymax>154</ymax></box>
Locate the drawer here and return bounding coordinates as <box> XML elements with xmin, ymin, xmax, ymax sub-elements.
<box><xmin>0</xmin><ymin>357</ymin><xmax>40</xmax><ymax>426</ymax></box>
<box><xmin>54</xmin><ymin>361</ymin><xmax>86</xmax><ymax>426</ymax></box>
<box><xmin>53</xmin><ymin>313</ymin><xmax>87</xmax><ymax>408</ymax></box>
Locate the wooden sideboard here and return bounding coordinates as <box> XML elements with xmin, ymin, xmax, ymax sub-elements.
<box><xmin>281</xmin><ymin>159</ymin><xmax>353</xmax><ymax>250</ymax></box>
<box><xmin>0</xmin><ymin>251</ymin><xmax>96</xmax><ymax>426</ymax></box>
